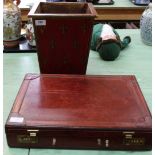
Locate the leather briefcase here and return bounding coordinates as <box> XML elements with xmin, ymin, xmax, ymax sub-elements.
<box><xmin>5</xmin><ymin>74</ymin><xmax>152</xmax><ymax>150</ymax></box>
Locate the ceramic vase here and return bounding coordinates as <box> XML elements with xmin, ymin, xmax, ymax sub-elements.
<box><xmin>140</xmin><ymin>3</ymin><xmax>152</xmax><ymax>45</ymax></box>
<box><xmin>25</xmin><ymin>19</ymin><xmax>36</xmax><ymax>47</ymax></box>
<box><xmin>3</xmin><ymin>0</ymin><xmax>21</xmax><ymax>48</ymax></box>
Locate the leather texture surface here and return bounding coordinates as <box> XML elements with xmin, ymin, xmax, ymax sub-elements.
<box><xmin>7</xmin><ymin>74</ymin><xmax>152</xmax><ymax>129</ymax></box>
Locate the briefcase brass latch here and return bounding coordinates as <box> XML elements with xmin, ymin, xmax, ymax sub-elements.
<box><xmin>27</xmin><ymin>129</ymin><xmax>39</xmax><ymax>137</ymax></box>
<box><xmin>123</xmin><ymin>131</ymin><xmax>145</xmax><ymax>145</ymax></box>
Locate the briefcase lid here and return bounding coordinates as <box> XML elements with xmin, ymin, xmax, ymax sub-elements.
<box><xmin>6</xmin><ymin>74</ymin><xmax>152</xmax><ymax>130</ymax></box>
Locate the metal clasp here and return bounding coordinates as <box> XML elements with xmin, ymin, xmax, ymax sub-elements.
<box><xmin>27</xmin><ymin>129</ymin><xmax>39</xmax><ymax>137</ymax></box>
<box><xmin>123</xmin><ymin>131</ymin><xmax>135</xmax><ymax>139</ymax></box>
<box><xmin>97</xmin><ymin>138</ymin><xmax>102</xmax><ymax>146</ymax></box>
<box><xmin>105</xmin><ymin>139</ymin><xmax>109</xmax><ymax>148</ymax></box>
<box><xmin>52</xmin><ymin>138</ymin><xmax>56</xmax><ymax>146</ymax></box>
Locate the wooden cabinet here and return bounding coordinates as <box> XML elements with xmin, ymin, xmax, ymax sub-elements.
<box><xmin>19</xmin><ymin>1</ymin><xmax>145</xmax><ymax>22</ymax></box>
<box><xmin>95</xmin><ymin>7</ymin><xmax>144</xmax><ymax>21</ymax></box>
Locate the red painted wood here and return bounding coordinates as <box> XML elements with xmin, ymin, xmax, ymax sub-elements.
<box><xmin>29</xmin><ymin>2</ymin><xmax>97</xmax><ymax>74</ymax></box>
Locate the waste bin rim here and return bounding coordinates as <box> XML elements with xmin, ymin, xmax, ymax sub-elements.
<box><xmin>28</xmin><ymin>14</ymin><xmax>96</xmax><ymax>18</ymax></box>
<box><xmin>28</xmin><ymin>2</ymin><xmax>97</xmax><ymax>18</ymax></box>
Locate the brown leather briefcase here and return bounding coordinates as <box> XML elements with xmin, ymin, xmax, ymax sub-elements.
<box><xmin>5</xmin><ymin>74</ymin><xmax>152</xmax><ymax>150</ymax></box>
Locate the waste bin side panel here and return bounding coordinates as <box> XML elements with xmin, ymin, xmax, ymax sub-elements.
<box><xmin>33</xmin><ymin>18</ymin><xmax>94</xmax><ymax>74</ymax></box>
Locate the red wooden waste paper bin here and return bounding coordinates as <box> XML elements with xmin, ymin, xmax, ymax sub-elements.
<box><xmin>28</xmin><ymin>2</ymin><xmax>97</xmax><ymax>74</ymax></box>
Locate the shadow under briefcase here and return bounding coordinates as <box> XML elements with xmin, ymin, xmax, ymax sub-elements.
<box><xmin>5</xmin><ymin>74</ymin><xmax>152</xmax><ymax>150</ymax></box>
